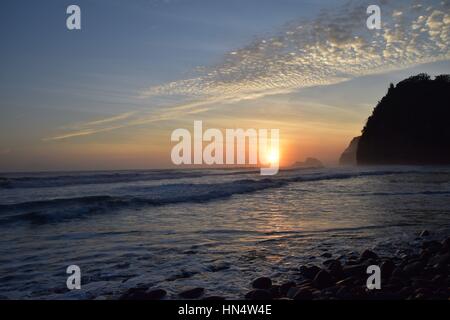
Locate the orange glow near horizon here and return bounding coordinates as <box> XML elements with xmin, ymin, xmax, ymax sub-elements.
<box><xmin>266</xmin><ymin>148</ymin><xmax>280</xmax><ymax>166</ymax></box>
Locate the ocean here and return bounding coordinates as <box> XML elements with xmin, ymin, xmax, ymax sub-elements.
<box><xmin>0</xmin><ymin>166</ymin><xmax>449</xmax><ymax>299</ymax></box>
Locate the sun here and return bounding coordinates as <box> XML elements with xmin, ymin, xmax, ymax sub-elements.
<box><xmin>266</xmin><ymin>148</ymin><xmax>280</xmax><ymax>164</ymax></box>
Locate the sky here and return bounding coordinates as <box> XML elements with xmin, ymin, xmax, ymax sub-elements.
<box><xmin>0</xmin><ymin>0</ymin><xmax>449</xmax><ymax>171</ymax></box>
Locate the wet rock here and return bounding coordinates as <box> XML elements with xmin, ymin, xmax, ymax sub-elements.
<box><xmin>299</xmin><ymin>265</ymin><xmax>321</xmax><ymax>279</ymax></box>
<box><xmin>119</xmin><ymin>287</ymin><xmax>166</xmax><ymax>300</ymax></box>
<box><xmin>323</xmin><ymin>259</ymin><xmax>337</xmax><ymax>266</ymax></box>
<box><xmin>397</xmin><ymin>286</ymin><xmax>413</xmax><ymax>299</ymax></box>
<box><xmin>414</xmin><ymin>288</ymin><xmax>432</xmax><ymax>299</ymax></box>
<box><xmin>360</xmin><ymin>249</ymin><xmax>379</xmax><ymax>262</ymax></box>
<box><xmin>245</xmin><ymin>289</ymin><xmax>272</xmax><ymax>300</ymax></box>
<box><xmin>428</xmin><ymin>253</ymin><xmax>450</xmax><ymax>266</ymax></box>
<box><xmin>297</xmin><ymin>279</ymin><xmax>312</xmax><ymax>286</ymax></box>
<box><xmin>442</xmin><ymin>237</ymin><xmax>450</xmax><ymax>251</ymax></box>
<box><xmin>381</xmin><ymin>260</ymin><xmax>395</xmax><ymax>279</ymax></box>
<box><xmin>269</xmin><ymin>285</ymin><xmax>281</xmax><ymax>299</ymax></box>
<box><xmin>312</xmin><ymin>270</ymin><xmax>335</xmax><ymax>289</ymax></box>
<box><xmin>388</xmin><ymin>277</ymin><xmax>406</xmax><ymax>290</ymax></box>
<box><xmin>207</xmin><ymin>263</ymin><xmax>230</xmax><ymax>272</ymax></box>
<box><xmin>321</xmin><ymin>252</ymin><xmax>332</xmax><ymax>258</ymax></box>
<box><xmin>411</xmin><ymin>279</ymin><xmax>433</xmax><ymax>289</ymax></box>
<box><xmin>325</xmin><ymin>260</ymin><xmax>343</xmax><ymax>279</ymax></box>
<box><xmin>252</xmin><ymin>277</ymin><xmax>272</xmax><ymax>290</ymax></box>
<box><xmin>403</xmin><ymin>261</ymin><xmax>425</xmax><ymax>276</ymax></box>
<box><xmin>342</xmin><ymin>264</ymin><xmax>366</xmax><ymax>277</ymax></box>
<box><xmin>336</xmin><ymin>286</ymin><xmax>352</xmax><ymax>299</ymax></box>
<box><xmin>422</xmin><ymin>240</ymin><xmax>442</xmax><ymax>254</ymax></box>
<box><xmin>419</xmin><ymin>249</ymin><xmax>431</xmax><ymax>261</ymax></box>
<box><xmin>119</xmin><ymin>287</ymin><xmax>144</xmax><ymax>300</ymax></box>
<box><xmin>293</xmin><ymin>288</ymin><xmax>313</xmax><ymax>300</ymax></box>
<box><xmin>419</xmin><ymin>230</ymin><xmax>430</xmax><ymax>237</ymax></box>
<box><xmin>203</xmin><ymin>296</ymin><xmax>226</xmax><ymax>300</ymax></box>
<box><xmin>166</xmin><ymin>270</ymin><xmax>198</xmax><ymax>281</ymax></box>
<box><xmin>431</xmin><ymin>274</ymin><xmax>446</xmax><ymax>286</ymax></box>
<box><xmin>179</xmin><ymin>287</ymin><xmax>205</xmax><ymax>299</ymax></box>
<box><xmin>391</xmin><ymin>267</ymin><xmax>404</xmax><ymax>278</ymax></box>
<box><xmin>279</xmin><ymin>281</ymin><xmax>296</xmax><ymax>296</ymax></box>
<box><xmin>145</xmin><ymin>289</ymin><xmax>167</xmax><ymax>300</ymax></box>
<box><xmin>335</xmin><ymin>276</ymin><xmax>358</xmax><ymax>287</ymax></box>
<box><xmin>286</xmin><ymin>286</ymin><xmax>300</xmax><ymax>299</ymax></box>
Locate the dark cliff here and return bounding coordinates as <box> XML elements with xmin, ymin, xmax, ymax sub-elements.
<box><xmin>339</xmin><ymin>136</ymin><xmax>360</xmax><ymax>166</ymax></box>
<box><xmin>356</xmin><ymin>74</ymin><xmax>450</xmax><ymax>165</ymax></box>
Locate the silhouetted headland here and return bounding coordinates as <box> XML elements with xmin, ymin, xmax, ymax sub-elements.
<box><xmin>341</xmin><ymin>74</ymin><xmax>450</xmax><ymax>165</ymax></box>
<box><xmin>339</xmin><ymin>136</ymin><xmax>360</xmax><ymax>166</ymax></box>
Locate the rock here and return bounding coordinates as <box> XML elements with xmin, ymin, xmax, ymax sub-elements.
<box><xmin>299</xmin><ymin>265</ymin><xmax>321</xmax><ymax>279</ymax></box>
<box><xmin>397</xmin><ymin>287</ymin><xmax>413</xmax><ymax>299</ymax></box>
<box><xmin>342</xmin><ymin>264</ymin><xmax>366</xmax><ymax>277</ymax></box>
<box><xmin>252</xmin><ymin>277</ymin><xmax>272</xmax><ymax>290</ymax></box>
<box><xmin>431</xmin><ymin>274</ymin><xmax>446</xmax><ymax>286</ymax></box>
<box><xmin>414</xmin><ymin>293</ymin><xmax>426</xmax><ymax>300</ymax></box>
<box><xmin>442</xmin><ymin>237</ymin><xmax>450</xmax><ymax>251</ymax></box>
<box><xmin>269</xmin><ymin>285</ymin><xmax>280</xmax><ymax>299</ymax></box>
<box><xmin>145</xmin><ymin>289</ymin><xmax>167</xmax><ymax>300</ymax></box>
<box><xmin>312</xmin><ymin>270</ymin><xmax>335</xmax><ymax>289</ymax></box>
<box><xmin>245</xmin><ymin>289</ymin><xmax>272</xmax><ymax>300</ymax></box>
<box><xmin>412</xmin><ymin>279</ymin><xmax>433</xmax><ymax>289</ymax></box>
<box><xmin>403</xmin><ymin>261</ymin><xmax>425</xmax><ymax>276</ymax></box>
<box><xmin>179</xmin><ymin>287</ymin><xmax>205</xmax><ymax>299</ymax></box>
<box><xmin>203</xmin><ymin>296</ymin><xmax>226</xmax><ymax>300</ymax></box>
<box><xmin>118</xmin><ymin>287</ymin><xmax>146</xmax><ymax>300</ymax></box>
<box><xmin>428</xmin><ymin>253</ymin><xmax>450</xmax><ymax>266</ymax></box>
<box><xmin>293</xmin><ymin>288</ymin><xmax>313</xmax><ymax>300</ymax></box>
<box><xmin>391</xmin><ymin>267</ymin><xmax>404</xmax><ymax>278</ymax></box>
<box><xmin>381</xmin><ymin>260</ymin><xmax>396</xmax><ymax>279</ymax></box>
<box><xmin>325</xmin><ymin>260</ymin><xmax>343</xmax><ymax>279</ymax></box>
<box><xmin>414</xmin><ymin>288</ymin><xmax>432</xmax><ymax>299</ymax></box>
<box><xmin>119</xmin><ymin>287</ymin><xmax>166</xmax><ymax>300</ymax></box>
<box><xmin>290</xmin><ymin>157</ymin><xmax>324</xmax><ymax>169</ymax></box>
<box><xmin>336</xmin><ymin>276</ymin><xmax>358</xmax><ymax>287</ymax></box>
<box><xmin>419</xmin><ymin>230</ymin><xmax>430</xmax><ymax>237</ymax></box>
<box><xmin>419</xmin><ymin>249</ymin><xmax>432</xmax><ymax>261</ymax></box>
<box><xmin>336</xmin><ymin>286</ymin><xmax>352</xmax><ymax>299</ymax></box>
<box><xmin>321</xmin><ymin>252</ymin><xmax>332</xmax><ymax>258</ymax></box>
<box><xmin>422</xmin><ymin>240</ymin><xmax>442</xmax><ymax>254</ymax></box>
<box><xmin>279</xmin><ymin>281</ymin><xmax>296</xmax><ymax>297</ymax></box>
<box><xmin>360</xmin><ymin>249</ymin><xmax>379</xmax><ymax>261</ymax></box>
<box><xmin>286</xmin><ymin>286</ymin><xmax>300</xmax><ymax>299</ymax></box>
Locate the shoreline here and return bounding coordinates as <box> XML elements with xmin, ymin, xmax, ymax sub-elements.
<box><xmin>119</xmin><ymin>231</ymin><xmax>450</xmax><ymax>300</ymax></box>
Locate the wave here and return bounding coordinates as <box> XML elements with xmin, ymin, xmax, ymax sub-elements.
<box><xmin>0</xmin><ymin>168</ymin><xmax>448</xmax><ymax>225</ymax></box>
<box><xmin>0</xmin><ymin>169</ymin><xmax>260</xmax><ymax>189</ymax></box>
<box><xmin>353</xmin><ymin>190</ymin><xmax>450</xmax><ymax>197</ymax></box>
<box><xmin>0</xmin><ymin>179</ymin><xmax>284</xmax><ymax>225</ymax></box>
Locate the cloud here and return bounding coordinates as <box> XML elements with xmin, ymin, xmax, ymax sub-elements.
<box><xmin>142</xmin><ymin>0</ymin><xmax>449</xmax><ymax>99</ymax></box>
<box><xmin>48</xmin><ymin>0</ymin><xmax>450</xmax><ymax>141</ymax></box>
<box><xmin>43</xmin><ymin>112</ymin><xmax>136</xmax><ymax>141</ymax></box>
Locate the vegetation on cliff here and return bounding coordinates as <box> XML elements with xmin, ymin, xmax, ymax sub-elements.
<box><xmin>357</xmin><ymin>74</ymin><xmax>450</xmax><ymax>165</ymax></box>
